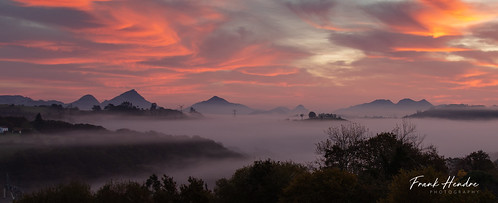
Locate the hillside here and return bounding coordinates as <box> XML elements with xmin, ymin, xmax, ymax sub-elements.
<box><xmin>406</xmin><ymin>105</ymin><xmax>498</xmax><ymax>120</ymax></box>
<box><xmin>0</xmin><ymin>118</ymin><xmax>243</xmax><ymax>189</ymax></box>
<box><xmin>335</xmin><ymin>98</ymin><xmax>433</xmax><ymax>118</ymax></box>
<box><xmin>69</xmin><ymin>94</ymin><xmax>100</xmax><ymax>110</ymax></box>
<box><xmin>0</xmin><ymin>95</ymin><xmax>64</xmax><ymax>106</ymax></box>
<box><xmin>101</xmin><ymin>89</ymin><xmax>152</xmax><ymax>109</ymax></box>
<box><xmin>191</xmin><ymin>96</ymin><xmax>254</xmax><ymax>115</ymax></box>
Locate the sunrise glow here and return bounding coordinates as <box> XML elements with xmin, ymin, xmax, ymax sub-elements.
<box><xmin>2</xmin><ymin>0</ymin><xmax>498</xmax><ymax>109</ymax></box>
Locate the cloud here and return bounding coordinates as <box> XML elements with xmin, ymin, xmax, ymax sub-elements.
<box><xmin>2</xmin><ymin>0</ymin><xmax>498</xmax><ymax>109</ymax></box>
<box><xmin>363</xmin><ymin>0</ymin><xmax>492</xmax><ymax>37</ymax></box>
<box><xmin>0</xmin><ymin>1</ymin><xmax>101</xmax><ymax>29</ymax></box>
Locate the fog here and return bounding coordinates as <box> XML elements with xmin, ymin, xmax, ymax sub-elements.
<box><xmin>82</xmin><ymin>115</ymin><xmax>498</xmax><ymax>160</ymax></box>
<box><xmin>71</xmin><ymin>115</ymin><xmax>498</xmax><ymax>186</ymax></box>
<box><xmin>6</xmin><ymin>115</ymin><xmax>495</xmax><ymax>192</ymax></box>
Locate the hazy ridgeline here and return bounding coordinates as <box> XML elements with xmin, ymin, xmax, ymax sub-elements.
<box><xmin>0</xmin><ymin>128</ymin><xmax>243</xmax><ymax>195</ymax></box>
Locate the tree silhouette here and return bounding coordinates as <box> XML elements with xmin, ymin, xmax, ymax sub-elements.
<box><xmin>308</xmin><ymin>111</ymin><xmax>317</xmax><ymax>119</ymax></box>
<box><xmin>92</xmin><ymin>105</ymin><xmax>102</xmax><ymax>111</ymax></box>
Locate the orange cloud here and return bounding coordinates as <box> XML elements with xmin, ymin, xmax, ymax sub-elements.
<box><xmin>13</xmin><ymin>0</ymin><xmax>110</xmax><ymax>9</ymax></box>
<box><xmin>392</xmin><ymin>47</ymin><xmax>471</xmax><ymax>52</ymax></box>
<box><xmin>406</xmin><ymin>0</ymin><xmax>491</xmax><ymax>37</ymax></box>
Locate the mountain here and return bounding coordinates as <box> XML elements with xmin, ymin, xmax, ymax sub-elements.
<box><xmin>335</xmin><ymin>98</ymin><xmax>433</xmax><ymax>118</ymax></box>
<box><xmin>251</xmin><ymin>106</ymin><xmax>291</xmax><ymax>115</ymax></box>
<box><xmin>101</xmin><ymin>89</ymin><xmax>152</xmax><ymax>109</ymax></box>
<box><xmin>190</xmin><ymin>96</ymin><xmax>254</xmax><ymax>115</ymax></box>
<box><xmin>69</xmin><ymin>94</ymin><xmax>100</xmax><ymax>110</ymax></box>
<box><xmin>291</xmin><ymin>104</ymin><xmax>309</xmax><ymax>115</ymax></box>
<box><xmin>0</xmin><ymin>95</ymin><xmax>64</xmax><ymax>106</ymax></box>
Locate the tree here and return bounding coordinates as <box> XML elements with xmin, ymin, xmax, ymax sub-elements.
<box><xmin>214</xmin><ymin>159</ymin><xmax>307</xmax><ymax>203</ymax></box>
<box><xmin>308</xmin><ymin>111</ymin><xmax>317</xmax><ymax>119</ymax></box>
<box><xmin>150</xmin><ymin>103</ymin><xmax>157</xmax><ymax>111</ymax></box>
<box><xmin>95</xmin><ymin>181</ymin><xmax>151</xmax><ymax>203</ymax></box>
<box><xmin>179</xmin><ymin>177</ymin><xmax>213</xmax><ymax>203</ymax></box>
<box><xmin>92</xmin><ymin>105</ymin><xmax>102</xmax><ymax>111</ymax></box>
<box><xmin>280</xmin><ymin>168</ymin><xmax>364</xmax><ymax>203</ymax></box>
<box><xmin>17</xmin><ymin>181</ymin><xmax>93</xmax><ymax>203</ymax></box>
<box><xmin>145</xmin><ymin>174</ymin><xmax>179</xmax><ymax>203</ymax></box>
<box><xmin>35</xmin><ymin>113</ymin><xmax>43</xmax><ymax>123</ymax></box>
<box><xmin>316</xmin><ymin>122</ymin><xmax>367</xmax><ymax>172</ymax></box>
<box><xmin>464</xmin><ymin>150</ymin><xmax>496</xmax><ymax>171</ymax></box>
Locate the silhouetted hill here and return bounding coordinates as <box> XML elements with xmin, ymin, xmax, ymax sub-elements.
<box><xmin>101</xmin><ymin>89</ymin><xmax>152</xmax><ymax>109</ymax></box>
<box><xmin>69</xmin><ymin>94</ymin><xmax>100</xmax><ymax>110</ymax></box>
<box><xmin>291</xmin><ymin>104</ymin><xmax>309</xmax><ymax>115</ymax></box>
<box><xmin>0</xmin><ymin>122</ymin><xmax>243</xmax><ymax>189</ymax></box>
<box><xmin>0</xmin><ymin>95</ymin><xmax>64</xmax><ymax>106</ymax></box>
<box><xmin>335</xmin><ymin>98</ymin><xmax>433</xmax><ymax>118</ymax></box>
<box><xmin>191</xmin><ymin>96</ymin><xmax>254</xmax><ymax>115</ymax></box>
<box><xmin>251</xmin><ymin>107</ymin><xmax>291</xmax><ymax>115</ymax></box>
<box><xmin>406</xmin><ymin>105</ymin><xmax>498</xmax><ymax>120</ymax></box>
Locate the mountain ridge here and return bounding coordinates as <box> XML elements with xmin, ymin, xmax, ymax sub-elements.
<box><xmin>101</xmin><ymin>89</ymin><xmax>152</xmax><ymax>109</ymax></box>
<box><xmin>69</xmin><ymin>94</ymin><xmax>100</xmax><ymax>110</ymax></box>
<box><xmin>0</xmin><ymin>95</ymin><xmax>64</xmax><ymax>106</ymax></box>
<box><xmin>191</xmin><ymin>96</ymin><xmax>254</xmax><ymax>115</ymax></box>
<box><xmin>335</xmin><ymin>98</ymin><xmax>433</xmax><ymax>118</ymax></box>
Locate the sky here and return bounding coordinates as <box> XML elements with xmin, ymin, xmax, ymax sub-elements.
<box><xmin>2</xmin><ymin>0</ymin><xmax>498</xmax><ymax>111</ymax></box>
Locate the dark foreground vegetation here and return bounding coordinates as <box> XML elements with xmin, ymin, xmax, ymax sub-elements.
<box><xmin>12</xmin><ymin>121</ymin><xmax>498</xmax><ymax>202</ymax></box>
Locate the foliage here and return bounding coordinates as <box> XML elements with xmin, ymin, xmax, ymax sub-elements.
<box><xmin>145</xmin><ymin>174</ymin><xmax>180</xmax><ymax>203</ymax></box>
<box><xmin>316</xmin><ymin>122</ymin><xmax>368</xmax><ymax>172</ymax></box>
<box><xmin>317</xmin><ymin>122</ymin><xmax>446</xmax><ymax>176</ymax></box>
<box><xmin>280</xmin><ymin>168</ymin><xmax>365</xmax><ymax>203</ymax></box>
<box><xmin>214</xmin><ymin>159</ymin><xmax>307</xmax><ymax>203</ymax></box>
<box><xmin>179</xmin><ymin>177</ymin><xmax>213</xmax><ymax>203</ymax></box>
<box><xmin>17</xmin><ymin>181</ymin><xmax>93</xmax><ymax>203</ymax></box>
<box><xmin>95</xmin><ymin>181</ymin><xmax>151</xmax><ymax>203</ymax></box>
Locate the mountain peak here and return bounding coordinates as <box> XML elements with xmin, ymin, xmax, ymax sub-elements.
<box><xmin>80</xmin><ymin>94</ymin><xmax>98</xmax><ymax>100</ymax></box>
<box><xmin>205</xmin><ymin>96</ymin><xmax>230</xmax><ymax>104</ymax></box>
<box><xmin>293</xmin><ymin>104</ymin><xmax>306</xmax><ymax>110</ymax></box>
<box><xmin>70</xmin><ymin>94</ymin><xmax>100</xmax><ymax>110</ymax></box>
<box><xmin>191</xmin><ymin>96</ymin><xmax>254</xmax><ymax>114</ymax></box>
<box><xmin>292</xmin><ymin>104</ymin><xmax>309</xmax><ymax>114</ymax></box>
<box><xmin>101</xmin><ymin>89</ymin><xmax>151</xmax><ymax>109</ymax></box>
<box><xmin>121</xmin><ymin>89</ymin><xmax>139</xmax><ymax>96</ymax></box>
<box><xmin>397</xmin><ymin>98</ymin><xmax>416</xmax><ymax>105</ymax></box>
<box><xmin>370</xmin><ymin>99</ymin><xmax>394</xmax><ymax>105</ymax></box>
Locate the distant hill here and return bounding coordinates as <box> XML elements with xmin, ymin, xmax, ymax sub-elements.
<box><xmin>0</xmin><ymin>95</ymin><xmax>64</xmax><ymax>106</ymax></box>
<box><xmin>291</xmin><ymin>104</ymin><xmax>309</xmax><ymax>115</ymax></box>
<box><xmin>69</xmin><ymin>94</ymin><xmax>100</xmax><ymax>110</ymax></box>
<box><xmin>190</xmin><ymin>96</ymin><xmax>254</xmax><ymax>115</ymax></box>
<box><xmin>101</xmin><ymin>89</ymin><xmax>152</xmax><ymax>109</ymax></box>
<box><xmin>406</xmin><ymin>104</ymin><xmax>498</xmax><ymax>120</ymax></box>
<box><xmin>335</xmin><ymin>98</ymin><xmax>433</xmax><ymax>118</ymax></box>
<box><xmin>251</xmin><ymin>107</ymin><xmax>291</xmax><ymax>115</ymax></box>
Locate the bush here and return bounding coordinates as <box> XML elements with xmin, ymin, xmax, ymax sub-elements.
<box><xmin>214</xmin><ymin>159</ymin><xmax>307</xmax><ymax>203</ymax></box>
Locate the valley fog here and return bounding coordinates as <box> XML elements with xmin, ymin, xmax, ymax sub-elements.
<box><xmin>83</xmin><ymin>115</ymin><xmax>498</xmax><ymax>163</ymax></box>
